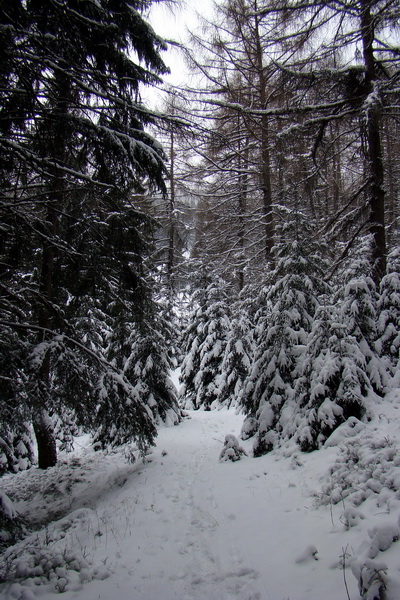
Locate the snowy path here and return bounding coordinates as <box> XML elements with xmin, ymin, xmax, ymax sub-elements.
<box><xmin>7</xmin><ymin>405</ymin><xmax>400</xmax><ymax>600</ymax></box>
<box><xmin>83</xmin><ymin>410</ymin><xmax>267</xmax><ymax>600</ymax></box>
<box><xmin>30</xmin><ymin>409</ymin><xmax>362</xmax><ymax>600</ymax></box>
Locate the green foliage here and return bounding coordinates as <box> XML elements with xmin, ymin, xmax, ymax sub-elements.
<box><xmin>241</xmin><ymin>207</ymin><xmax>331</xmax><ymax>455</ymax></box>
<box><xmin>0</xmin><ymin>492</ymin><xmax>26</xmax><ymax>552</ymax></box>
<box><xmin>377</xmin><ymin>262</ymin><xmax>400</xmax><ymax>373</ymax></box>
<box><xmin>295</xmin><ymin>306</ymin><xmax>369</xmax><ymax>452</ymax></box>
<box><xmin>0</xmin><ymin>0</ymin><xmax>174</xmax><ymax>468</ymax></box>
<box><xmin>180</xmin><ymin>273</ymin><xmax>230</xmax><ymax>409</ymax></box>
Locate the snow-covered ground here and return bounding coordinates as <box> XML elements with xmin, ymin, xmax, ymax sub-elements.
<box><xmin>2</xmin><ymin>390</ymin><xmax>400</xmax><ymax>600</ymax></box>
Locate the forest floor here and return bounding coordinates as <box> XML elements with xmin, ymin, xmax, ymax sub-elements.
<box><xmin>2</xmin><ymin>389</ymin><xmax>400</xmax><ymax>600</ymax></box>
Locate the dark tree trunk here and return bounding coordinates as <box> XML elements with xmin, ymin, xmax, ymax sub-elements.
<box><xmin>33</xmin><ymin>73</ymin><xmax>70</xmax><ymax>468</ymax></box>
<box><xmin>168</xmin><ymin>131</ymin><xmax>175</xmax><ymax>290</ymax></box>
<box><xmin>360</xmin><ymin>0</ymin><xmax>386</xmax><ymax>284</ymax></box>
<box><xmin>34</xmin><ymin>200</ymin><xmax>59</xmax><ymax>469</ymax></box>
<box><xmin>33</xmin><ymin>408</ymin><xmax>57</xmax><ymax>469</ymax></box>
<box><xmin>254</xmin><ymin>9</ymin><xmax>274</xmax><ymax>265</ymax></box>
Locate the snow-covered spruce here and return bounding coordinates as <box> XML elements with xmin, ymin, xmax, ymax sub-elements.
<box><xmin>340</xmin><ymin>276</ymin><xmax>388</xmax><ymax>395</ymax></box>
<box><xmin>217</xmin><ymin>315</ymin><xmax>253</xmax><ymax>409</ymax></box>
<box><xmin>0</xmin><ymin>0</ymin><xmax>173</xmax><ymax>470</ymax></box>
<box><xmin>90</xmin><ymin>369</ymin><xmax>158</xmax><ymax>454</ymax></box>
<box><xmin>180</xmin><ymin>277</ymin><xmax>230</xmax><ymax>410</ymax></box>
<box><xmin>294</xmin><ymin>305</ymin><xmax>370</xmax><ymax>451</ymax></box>
<box><xmin>219</xmin><ymin>434</ymin><xmax>247</xmax><ymax>462</ymax></box>
<box><xmin>241</xmin><ymin>207</ymin><xmax>331</xmax><ymax>456</ymax></box>
<box><xmin>126</xmin><ymin>332</ymin><xmax>181</xmax><ymax>426</ymax></box>
<box><xmin>0</xmin><ymin>327</ymin><xmax>35</xmax><ymax>475</ymax></box>
<box><xmin>377</xmin><ymin>269</ymin><xmax>400</xmax><ymax>375</ymax></box>
<box><xmin>93</xmin><ymin>302</ymin><xmax>181</xmax><ymax>450</ymax></box>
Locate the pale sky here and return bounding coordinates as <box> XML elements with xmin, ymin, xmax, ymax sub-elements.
<box><xmin>147</xmin><ymin>0</ymin><xmax>214</xmax><ymax>88</ymax></box>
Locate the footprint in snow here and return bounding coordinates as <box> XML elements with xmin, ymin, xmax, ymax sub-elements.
<box><xmin>191</xmin><ymin>507</ymin><xmax>219</xmax><ymax>531</ymax></box>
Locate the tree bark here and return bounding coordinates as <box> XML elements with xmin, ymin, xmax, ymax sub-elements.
<box><xmin>360</xmin><ymin>0</ymin><xmax>386</xmax><ymax>284</ymax></box>
<box><xmin>253</xmin><ymin>5</ymin><xmax>274</xmax><ymax>265</ymax></box>
<box><xmin>237</xmin><ymin>127</ymin><xmax>249</xmax><ymax>291</ymax></box>
<box><xmin>33</xmin><ymin>408</ymin><xmax>57</xmax><ymax>469</ymax></box>
<box><xmin>34</xmin><ymin>200</ymin><xmax>59</xmax><ymax>469</ymax></box>
<box><xmin>33</xmin><ymin>73</ymin><xmax>70</xmax><ymax>468</ymax></box>
<box><xmin>168</xmin><ymin>131</ymin><xmax>175</xmax><ymax>291</ymax></box>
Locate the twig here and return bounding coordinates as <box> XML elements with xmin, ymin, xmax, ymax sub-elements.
<box><xmin>342</xmin><ymin>545</ymin><xmax>351</xmax><ymax>600</ymax></box>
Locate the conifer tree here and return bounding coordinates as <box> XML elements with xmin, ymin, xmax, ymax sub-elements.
<box><xmin>194</xmin><ymin>287</ymin><xmax>230</xmax><ymax>410</ymax></box>
<box><xmin>0</xmin><ymin>419</ymin><xmax>34</xmax><ymax>476</ymax></box>
<box><xmin>218</xmin><ymin>314</ymin><xmax>253</xmax><ymax>409</ymax></box>
<box><xmin>241</xmin><ymin>207</ymin><xmax>330</xmax><ymax>455</ymax></box>
<box><xmin>295</xmin><ymin>305</ymin><xmax>370</xmax><ymax>451</ymax></box>
<box><xmin>340</xmin><ymin>277</ymin><xmax>387</xmax><ymax>395</ymax></box>
<box><xmin>1</xmin><ymin>0</ymin><xmax>173</xmax><ymax>468</ymax></box>
<box><xmin>376</xmin><ymin>252</ymin><xmax>400</xmax><ymax>374</ymax></box>
<box><xmin>180</xmin><ymin>272</ymin><xmax>230</xmax><ymax>410</ymax></box>
<box><xmin>102</xmin><ymin>296</ymin><xmax>181</xmax><ymax>440</ymax></box>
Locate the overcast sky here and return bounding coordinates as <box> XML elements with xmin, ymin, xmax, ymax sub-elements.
<box><xmin>148</xmin><ymin>0</ymin><xmax>214</xmax><ymax>88</ymax></box>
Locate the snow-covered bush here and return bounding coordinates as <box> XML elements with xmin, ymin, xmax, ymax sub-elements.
<box><xmin>219</xmin><ymin>434</ymin><xmax>247</xmax><ymax>462</ymax></box>
<box><xmin>0</xmin><ymin>492</ymin><xmax>26</xmax><ymax>552</ymax></box>
<box><xmin>0</xmin><ymin>509</ymin><xmax>110</xmax><ymax>596</ymax></box>
<box><xmin>317</xmin><ymin>435</ymin><xmax>400</xmax><ymax>507</ymax></box>
<box><xmin>315</xmin><ymin>405</ymin><xmax>400</xmax><ymax>600</ymax></box>
<box><xmin>367</xmin><ymin>522</ymin><xmax>400</xmax><ymax>559</ymax></box>
<box><xmin>377</xmin><ymin>269</ymin><xmax>400</xmax><ymax>374</ymax></box>
<box><xmin>351</xmin><ymin>559</ymin><xmax>388</xmax><ymax>600</ymax></box>
<box><xmin>0</xmin><ymin>421</ymin><xmax>34</xmax><ymax>475</ymax></box>
<box><xmin>341</xmin><ymin>507</ymin><xmax>365</xmax><ymax>529</ymax></box>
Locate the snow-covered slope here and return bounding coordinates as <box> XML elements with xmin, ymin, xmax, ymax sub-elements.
<box><xmin>1</xmin><ymin>393</ymin><xmax>400</xmax><ymax>600</ymax></box>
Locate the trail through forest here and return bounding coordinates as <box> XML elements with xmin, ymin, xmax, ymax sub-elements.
<box><xmin>116</xmin><ymin>409</ymin><xmax>356</xmax><ymax>600</ymax></box>
<box><xmin>3</xmin><ymin>397</ymin><xmax>400</xmax><ymax>600</ymax></box>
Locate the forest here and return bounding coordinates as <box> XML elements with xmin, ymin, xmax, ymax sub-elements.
<box><xmin>0</xmin><ymin>0</ymin><xmax>400</xmax><ymax>598</ymax></box>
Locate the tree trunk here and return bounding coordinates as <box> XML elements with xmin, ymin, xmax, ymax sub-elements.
<box><xmin>237</xmin><ymin>129</ymin><xmax>249</xmax><ymax>291</ymax></box>
<box><xmin>360</xmin><ymin>0</ymin><xmax>386</xmax><ymax>284</ymax></box>
<box><xmin>168</xmin><ymin>131</ymin><xmax>175</xmax><ymax>291</ymax></box>
<box><xmin>33</xmin><ymin>73</ymin><xmax>70</xmax><ymax>468</ymax></box>
<box><xmin>33</xmin><ymin>408</ymin><xmax>57</xmax><ymax>469</ymax></box>
<box><xmin>34</xmin><ymin>200</ymin><xmax>59</xmax><ymax>469</ymax></box>
<box><xmin>254</xmin><ymin>8</ymin><xmax>274</xmax><ymax>265</ymax></box>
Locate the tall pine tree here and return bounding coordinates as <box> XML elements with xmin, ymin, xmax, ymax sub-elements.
<box><xmin>1</xmin><ymin>0</ymin><xmax>173</xmax><ymax>468</ymax></box>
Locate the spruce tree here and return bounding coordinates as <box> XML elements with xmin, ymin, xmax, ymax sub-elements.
<box><xmin>241</xmin><ymin>207</ymin><xmax>330</xmax><ymax>455</ymax></box>
<box><xmin>376</xmin><ymin>252</ymin><xmax>400</xmax><ymax>375</ymax></box>
<box><xmin>194</xmin><ymin>285</ymin><xmax>230</xmax><ymax>409</ymax></box>
<box><xmin>1</xmin><ymin>0</ymin><xmax>172</xmax><ymax>468</ymax></box>
<box><xmin>341</xmin><ymin>277</ymin><xmax>387</xmax><ymax>395</ymax></box>
<box><xmin>295</xmin><ymin>305</ymin><xmax>370</xmax><ymax>451</ymax></box>
<box><xmin>180</xmin><ymin>273</ymin><xmax>230</xmax><ymax>410</ymax></box>
<box><xmin>218</xmin><ymin>314</ymin><xmax>253</xmax><ymax>409</ymax></box>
